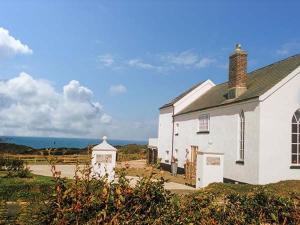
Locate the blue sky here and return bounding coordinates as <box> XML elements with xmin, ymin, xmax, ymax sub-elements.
<box><xmin>0</xmin><ymin>0</ymin><xmax>300</xmax><ymax>140</ymax></box>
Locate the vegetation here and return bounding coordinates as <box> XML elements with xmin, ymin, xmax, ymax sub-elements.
<box><xmin>116</xmin><ymin>144</ymin><xmax>147</xmax><ymax>162</ymax></box>
<box><xmin>0</xmin><ymin>143</ymin><xmax>147</xmax><ymax>162</ymax></box>
<box><xmin>0</xmin><ymin>161</ymin><xmax>298</xmax><ymax>224</ymax></box>
<box><xmin>0</xmin><ymin>154</ymin><xmax>299</xmax><ymax>224</ymax></box>
<box><xmin>0</xmin><ymin>157</ymin><xmax>31</xmax><ymax>178</ymax></box>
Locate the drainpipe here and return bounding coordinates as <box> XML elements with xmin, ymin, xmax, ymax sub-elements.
<box><xmin>171</xmin><ymin>105</ymin><xmax>175</xmax><ymax>163</ymax></box>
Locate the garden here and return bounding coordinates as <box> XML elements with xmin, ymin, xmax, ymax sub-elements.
<box><xmin>0</xmin><ymin>156</ymin><xmax>299</xmax><ymax>224</ymax></box>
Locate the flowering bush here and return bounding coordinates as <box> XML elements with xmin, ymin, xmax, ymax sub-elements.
<box><xmin>16</xmin><ymin>151</ymin><xmax>300</xmax><ymax>224</ymax></box>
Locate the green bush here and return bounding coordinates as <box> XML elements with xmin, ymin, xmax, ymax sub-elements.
<box><xmin>0</xmin><ymin>157</ymin><xmax>31</xmax><ymax>178</ymax></box>
<box><xmin>17</xmin><ymin>164</ymin><xmax>300</xmax><ymax>225</ymax></box>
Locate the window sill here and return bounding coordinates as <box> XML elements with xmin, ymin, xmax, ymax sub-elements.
<box><xmin>197</xmin><ymin>131</ymin><xmax>209</xmax><ymax>134</ymax></box>
<box><xmin>236</xmin><ymin>160</ymin><xmax>244</xmax><ymax>165</ymax></box>
<box><xmin>290</xmin><ymin>165</ymin><xmax>300</xmax><ymax>169</ymax></box>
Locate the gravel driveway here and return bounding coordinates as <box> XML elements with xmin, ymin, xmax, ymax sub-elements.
<box><xmin>29</xmin><ymin>164</ymin><xmax>195</xmax><ymax>190</ymax></box>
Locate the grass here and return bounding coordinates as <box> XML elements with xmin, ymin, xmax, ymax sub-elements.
<box><xmin>0</xmin><ymin>171</ymin><xmax>54</xmax><ymax>201</ymax></box>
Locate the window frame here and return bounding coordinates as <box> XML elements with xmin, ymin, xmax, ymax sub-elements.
<box><xmin>238</xmin><ymin>111</ymin><xmax>245</xmax><ymax>162</ymax></box>
<box><xmin>291</xmin><ymin>109</ymin><xmax>300</xmax><ymax>166</ymax></box>
<box><xmin>197</xmin><ymin>114</ymin><xmax>210</xmax><ymax>133</ymax></box>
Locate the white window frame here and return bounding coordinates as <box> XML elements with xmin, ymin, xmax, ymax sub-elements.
<box><xmin>198</xmin><ymin>114</ymin><xmax>210</xmax><ymax>132</ymax></box>
<box><xmin>291</xmin><ymin>109</ymin><xmax>300</xmax><ymax>165</ymax></box>
<box><xmin>238</xmin><ymin>111</ymin><xmax>245</xmax><ymax>162</ymax></box>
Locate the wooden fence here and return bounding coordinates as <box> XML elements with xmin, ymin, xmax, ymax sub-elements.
<box><xmin>0</xmin><ymin>154</ymin><xmax>91</xmax><ymax>164</ymax></box>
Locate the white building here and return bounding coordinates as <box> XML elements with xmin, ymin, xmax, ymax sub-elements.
<box><xmin>150</xmin><ymin>45</ymin><xmax>300</xmax><ymax>185</ymax></box>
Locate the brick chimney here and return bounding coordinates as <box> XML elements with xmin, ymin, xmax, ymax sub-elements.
<box><xmin>228</xmin><ymin>44</ymin><xmax>248</xmax><ymax>99</ymax></box>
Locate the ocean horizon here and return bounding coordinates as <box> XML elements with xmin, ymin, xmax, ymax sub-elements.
<box><xmin>0</xmin><ymin>136</ymin><xmax>147</xmax><ymax>149</ymax></box>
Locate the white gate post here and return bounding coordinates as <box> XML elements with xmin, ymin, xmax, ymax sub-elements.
<box><xmin>196</xmin><ymin>152</ymin><xmax>224</xmax><ymax>188</ymax></box>
<box><xmin>91</xmin><ymin>136</ymin><xmax>117</xmax><ymax>181</ymax></box>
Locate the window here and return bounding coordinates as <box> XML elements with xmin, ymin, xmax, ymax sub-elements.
<box><xmin>175</xmin><ymin>123</ymin><xmax>179</xmax><ymax>135</ymax></box>
<box><xmin>239</xmin><ymin>111</ymin><xmax>245</xmax><ymax>161</ymax></box>
<box><xmin>291</xmin><ymin>109</ymin><xmax>300</xmax><ymax>165</ymax></box>
<box><xmin>198</xmin><ymin>114</ymin><xmax>210</xmax><ymax>132</ymax></box>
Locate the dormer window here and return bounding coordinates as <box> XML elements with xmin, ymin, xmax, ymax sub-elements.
<box><xmin>198</xmin><ymin>114</ymin><xmax>210</xmax><ymax>133</ymax></box>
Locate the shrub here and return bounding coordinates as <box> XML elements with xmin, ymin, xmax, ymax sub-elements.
<box><xmin>21</xmin><ymin>161</ymin><xmax>300</xmax><ymax>225</ymax></box>
<box><xmin>0</xmin><ymin>156</ymin><xmax>31</xmax><ymax>178</ymax></box>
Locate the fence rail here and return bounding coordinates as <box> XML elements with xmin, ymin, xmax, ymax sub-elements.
<box><xmin>0</xmin><ymin>154</ymin><xmax>91</xmax><ymax>164</ymax></box>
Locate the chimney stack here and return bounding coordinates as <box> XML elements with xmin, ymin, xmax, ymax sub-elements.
<box><xmin>228</xmin><ymin>44</ymin><xmax>248</xmax><ymax>99</ymax></box>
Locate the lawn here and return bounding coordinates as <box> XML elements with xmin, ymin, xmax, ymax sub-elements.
<box><xmin>0</xmin><ymin>171</ymin><xmax>54</xmax><ymax>201</ymax></box>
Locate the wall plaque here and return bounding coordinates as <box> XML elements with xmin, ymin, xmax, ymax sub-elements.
<box><xmin>206</xmin><ymin>156</ymin><xmax>220</xmax><ymax>165</ymax></box>
<box><xmin>96</xmin><ymin>154</ymin><xmax>112</xmax><ymax>163</ymax></box>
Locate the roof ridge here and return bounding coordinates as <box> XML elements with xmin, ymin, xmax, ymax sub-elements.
<box><xmin>210</xmin><ymin>53</ymin><xmax>300</xmax><ymax>88</ymax></box>
<box><xmin>247</xmin><ymin>53</ymin><xmax>300</xmax><ymax>75</ymax></box>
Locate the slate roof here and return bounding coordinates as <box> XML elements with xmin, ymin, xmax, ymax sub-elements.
<box><xmin>174</xmin><ymin>54</ymin><xmax>300</xmax><ymax>115</ymax></box>
<box><xmin>160</xmin><ymin>81</ymin><xmax>205</xmax><ymax>109</ymax></box>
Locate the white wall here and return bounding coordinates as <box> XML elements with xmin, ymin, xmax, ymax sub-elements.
<box><xmin>259</xmin><ymin>69</ymin><xmax>300</xmax><ymax>184</ymax></box>
<box><xmin>174</xmin><ymin>100</ymin><xmax>260</xmax><ymax>184</ymax></box>
<box><xmin>174</xmin><ymin>80</ymin><xmax>215</xmax><ymax>114</ymax></box>
<box><xmin>157</xmin><ymin>106</ymin><xmax>173</xmax><ymax>164</ymax></box>
<box><xmin>196</xmin><ymin>152</ymin><xmax>224</xmax><ymax>188</ymax></box>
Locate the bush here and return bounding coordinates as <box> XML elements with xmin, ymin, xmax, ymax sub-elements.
<box><xmin>19</xmin><ymin>162</ymin><xmax>300</xmax><ymax>225</ymax></box>
<box><xmin>0</xmin><ymin>157</ymin><xmax>31</xmax><ymax>178</ymax></box>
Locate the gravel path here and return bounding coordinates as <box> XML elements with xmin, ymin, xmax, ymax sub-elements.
<box><xmin>29</xmin><ymin>164</ymin><xmax>195</xmax><ymax>191</ymax></box>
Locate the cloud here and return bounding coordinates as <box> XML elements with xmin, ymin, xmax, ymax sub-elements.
<box><xmin>109</xmin><ymin>84</ymin><xmax>127</xmax><ymax>95</ymax></box>
<box><xmin>160</xmin><ymin>50</ymin><xmax>216</xmax><ymax>69</ymax></box>
<box><xmin>98</xmin><ymin>54</ymin><xmax>114</xmax><ymax>66</ymax></box>
<box><xmin>195</xmin><ymin>57</ymin><xmax>216</xmax><ymax>68</ymax></box>
<box><xmin>0</xmin><ymin>73</ymin><xmax>112</xmax><ymax>138</ymax></box>
<box><xmin>97</xmin><ymin>50</ymin><xmax>216</xmax><ymax>73</ymax></box>
<box><xmin>160</xmin><ymin>51</ymin><xmax>199</xmax><ymax>66</ymax></box>
<box><xmin>0</xmin><ymin>27</ymin><xmax>33</xmax><ymax>59</ymax></box>
<box><xmin>128</xmin><ymin>59</ymin><xmax>156</xmax><ymax>70</ymax></box>
<box><xmin>276</xmin><ymin>41</ymin><xmax>300</xmax><ymax>56</ymax></box>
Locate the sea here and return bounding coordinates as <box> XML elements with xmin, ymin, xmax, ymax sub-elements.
<box><xmin>0</xmin><ymin>136</ymin><xmax>147</xmax><ymax>149</ymax></box>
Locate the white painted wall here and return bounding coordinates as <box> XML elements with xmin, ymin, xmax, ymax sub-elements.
<box><xmin>259</xmin><ymin>68</ymin><xmax>300</xmax><ymax>184</ymax></box>
<box><xmin>157</xmin><ymin>80</ymin><xmax>215</xmax><ymax>165</ymax></box>
<box><xmin>157</xmin><ymin>106</ymin><xmax>173</xmax><ymax>164</ymax></box>
<box><xmin>174</xmin><ymin>80</ymin><xmax>215</xmax><ymax>114</ymax></box>
<box><xmin>174</xmin><ymin>100</ymin><xmax>260</xmax><ymax>184</ymax></box>
<box><xmin>196</xmin><ymin>152</ymin><xmax>224</xmax><ymax>188</ymax></box>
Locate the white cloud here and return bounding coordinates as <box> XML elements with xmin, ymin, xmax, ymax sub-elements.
<box><xmin>128</xmin><ymin>59</ymin><xmax>158</xmax><ymax>70</ymax></box>
<box><xmin>0</xmin><ymin>27</ymin><xmax>33</xmax><ymax>59</ymax></box>
<box><xmin>160</xmin><ymin>51</ymin><xmax>199</xmax><ymax>66</ymax></box>
<box><xmin>276</xmin><ymin>41</ymin><xmax>300</xmax><ymax>56</ymax></box>
<box><xmin>0</xmin><ymin>73</ymin><xmax>112</xmax><ymax>138</ymax></box>
<box><xmin>98</xmin><ymin>54</ymin><xmax>114</xmax><ymax>66</ymax></box>
<box><xmin>109</xmin><ymin>84</ymin><xmax>127</xmax><ymax>95</ymax></box>
<box><xmin>98</xmin><ymin>50</ymin><xmax>216</xmax><ymax>74</ymax></box>
<box><xmin>195</xmin><ymin>57</ymin><xmax>216</xmax><ymax>68</ymax></box>
<box><xmin>160</xmin><ymin>50</ymin><xmax>216</xmax><ymax>69</ymax></box>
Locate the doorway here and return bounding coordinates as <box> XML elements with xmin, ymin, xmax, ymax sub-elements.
<box><xmin>185</xmin><ymin>145</ymin><xmax>198</xmax><ymax>186</ymax></box>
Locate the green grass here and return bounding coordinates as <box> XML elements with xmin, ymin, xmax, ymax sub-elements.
<box><xmin>0</xmin><ymin>171</ymin><xmax>54</xmax><ymax>201</ymax></box>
